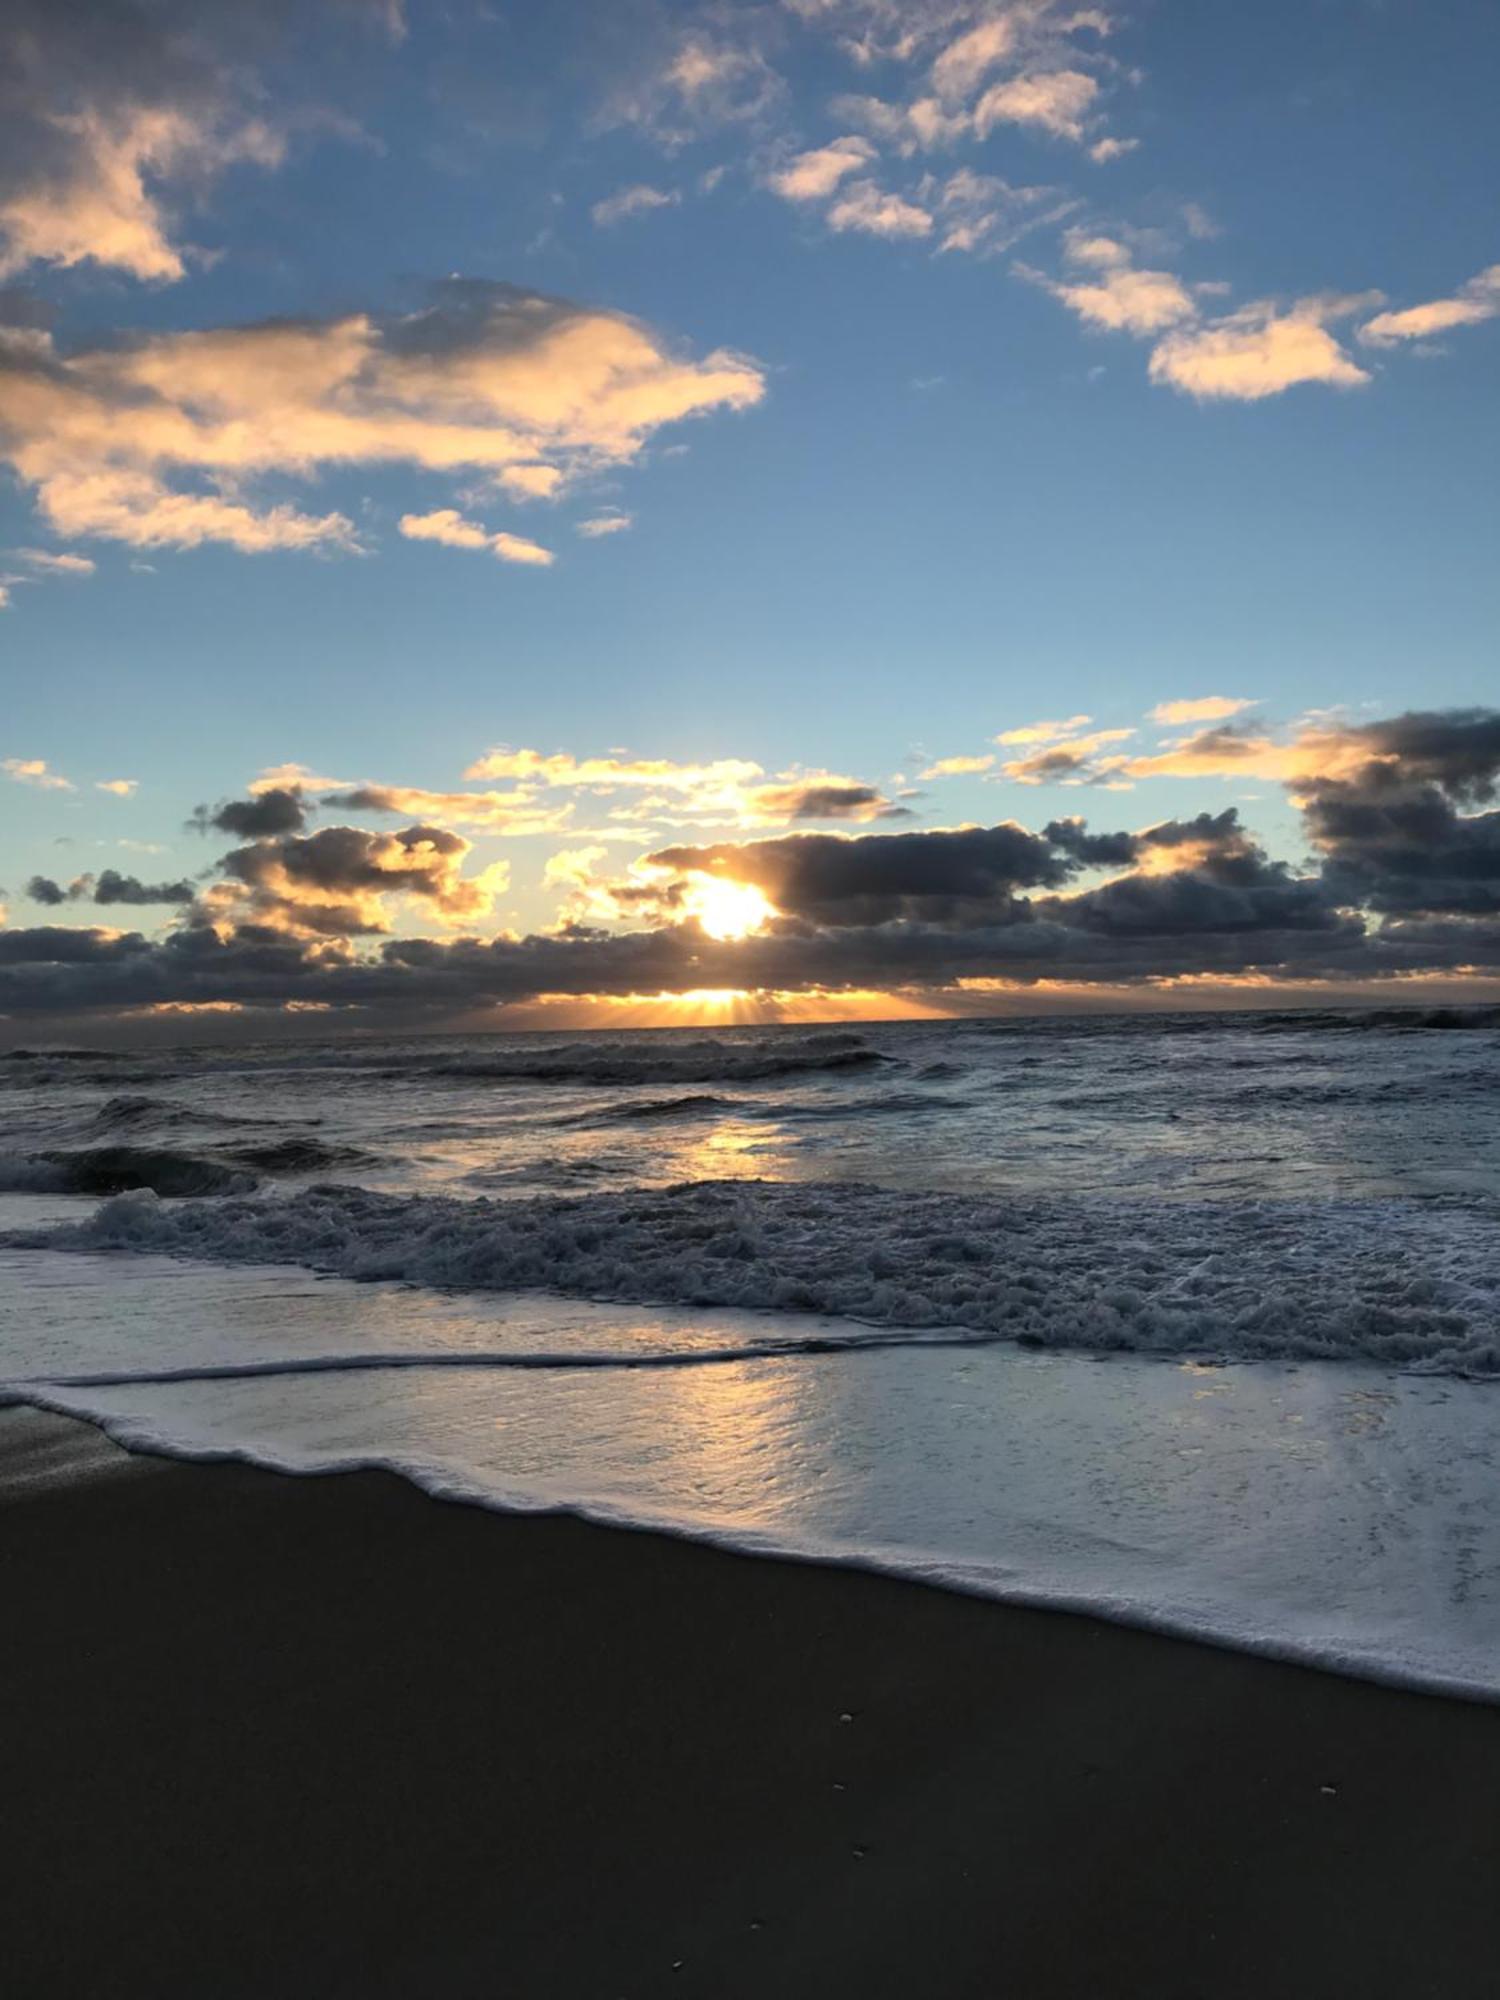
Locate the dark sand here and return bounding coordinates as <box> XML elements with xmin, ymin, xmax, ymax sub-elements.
<box><xmin>4</xmin><ymin>1411</ymin><xmax>1500</xmax><ymax>1999</ymax></box>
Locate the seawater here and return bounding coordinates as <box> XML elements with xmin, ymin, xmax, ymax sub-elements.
<box><xmin>3</xmin><ymin>1008</ymin><xmax>1499</xmax><ymax>1696</ymax></box>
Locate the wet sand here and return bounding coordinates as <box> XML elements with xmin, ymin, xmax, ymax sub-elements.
<box><xmin>4</xmin><ymin>1407</ymin><xmax>1499</xmax><ymax>1999</ymax></box>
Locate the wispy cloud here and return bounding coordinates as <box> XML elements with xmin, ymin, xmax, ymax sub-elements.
<box><xmin>1358</xmin><ymin>264</ymin><xmax>1500</xmax><ymax>348</ymax></box>
<box><xmin>920</xmin><ymin>753</ymin><xmax>996</xmax><ymax>777</ymax></box>
<box><xmin>9</xmin><ymin>547</ymin><xmax>95</xmax><ymax>576</ymax></box>
<box><xmin>463</xmin><ymin>746</ymin><xmax>907</xmax><ymax>828</ymax></box>
<box><xmin>576</xmin><ymin>512</ymin><xmax>633</xmax><ymax>538</ymax></box>
<box><xmin>995</xmin><ymin>714</ymin><xmax>1095</xmax><ymax>746</ymax></box>
<box><xmin>974</xmin><ymin>69</ymin><xmax>1100</xmax><ymax>142</ymax></box>
<box><xmin>1001</xmin><ymin>726</ymin><xmax>1136</xmax><ymax>784</ymax></box>
<box><xmin>826</xmin><ymin>179</ymin><xmax>933</xmax><ymax>238</ymax></box>
<box><xmin>1021</xmin><ymin>230</ymin><xmax>1196</xmax><ymax>333</ymax></box>
<box><xmin>95</xmin><ymin>777</ymin><xmax>139</xmax><ymax>796</ymax></box>
<box><xmin>3</xmin><ymin>755</ymin><xmax>73</xmax><ymax>790</ymax></box>
<box><xmin>591</xmin><ymin>183</ymin><xmax>680</xmax><ymax>227</ymax></box>
<box><xmin>399</xmin><ymin>510</ymin><xmax>555</xmax><ymax>567</ymax></box>
<box><xmin>767</xmin><ymin>136</ymin><xmax>876</xmax><ymax>202</ymax></box>
<box><xmin>1149</xmin><ymin>697</ymin><xmax>1255</xmax><ymax>726</ymax></box>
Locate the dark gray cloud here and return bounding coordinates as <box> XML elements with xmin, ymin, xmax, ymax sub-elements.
<box><xmin>3</xmin><ymin>898</ymin><xmax>1493</xmax><ymax>1030</ymax></box>
<box><xmin>27</xmin><ymin>870</ymin><xmax>195</xmax><ymax>907</ymax></box>
<box><xmin>213</xmin><ymin>821</ymin><xmax>491</xmax><ymax>936</ymax></box>
<box><xmin>191</xmin><ymin>788</ymin><xmax>311</xmax><ymax>840</ymax></box>
<box><xmin>91</xmin><ymin>869</ymin><xmax>197</xmax><ymax>907</ymax></box>
<box><xmin>754</xmin><ymin>781</ymin><xmax>912</xmax><ymax>823</ymax></box>
<box><xmin>1043</xmin><ymin>818</ymin><xmax>1140</xmax><ymax>868</ymax></box>
<box><xmin>1295</xmin><ymin>709</ymin><xmax>1500</xmax><ymax>916</ymax></box>
<box><xmin>8</xmin><ymin>715</ymin><xmax>1500</xmax><ymax>1029</ymax></box>
<box><xmin>647</xmin><ymin>822</ymin><xmax>1075</xmax><ymax>928</ymax></box>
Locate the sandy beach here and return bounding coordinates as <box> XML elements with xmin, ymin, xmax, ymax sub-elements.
<box><xmin>3</xmin><ymin>1408</ymin><xmax>1499</xmax><ymax>1999</ymax></box>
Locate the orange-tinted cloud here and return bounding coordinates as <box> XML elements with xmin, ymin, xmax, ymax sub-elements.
<box><xmin>0</xmin><ymin>283</ymin><xmax>765</xmax><ymax>553</ymax></box>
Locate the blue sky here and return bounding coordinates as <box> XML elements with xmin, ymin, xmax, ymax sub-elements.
<box><xmin>1</xmin><ymin>0</ymin><xmax>1497</xmax><ymax>1031</ymax></box>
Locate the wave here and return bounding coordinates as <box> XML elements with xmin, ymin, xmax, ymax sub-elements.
<box><xmin>20</xmin><ymin>1177</ymin><xmax>1500</xmax><ymax>1374</ymax></box>
<box><xmin>568</xmin><ymin>1093</ymin><xmax>734</xmax><ymax>1124</ymax></box>
<box><xmin>0</xmin><ymin>1146</ymin><xmax>258</xmax><ymax>1199</ymax></box>
<box><xmin>431</xmin><ymin>1032</ymin><xmax>892</xmax><ymax>1087</ymax></box>
<box><xmin>565</xmin><ymin>1087</ymin><xmax>970</xmax><ymax>1129</ymax></box>
<box><xmin>90</xmin><ymin>1094</ymin><xmax>314</xmax><ymax>1133</ymax></box>
<box><xmin>1</xmin><ymin>1047</ymin><xmax>121</xmax><ymax>1062</ymax></box>
<box><xmin>223</xmin><ymin>1136</ymin><xmax>375</xmax><ymax>1175</ymax></box>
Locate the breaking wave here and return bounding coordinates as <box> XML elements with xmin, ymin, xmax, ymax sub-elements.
<box><xmin>19</xmin><ymin>1177</ymin><xmax>1500</xmax><ymax>1374</ymax></box>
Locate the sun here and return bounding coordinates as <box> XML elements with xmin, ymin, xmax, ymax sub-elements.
<box><xmin>682</xmin><ymin>872</ymin><xmax>775</xmax><ymax>941</ymax></box>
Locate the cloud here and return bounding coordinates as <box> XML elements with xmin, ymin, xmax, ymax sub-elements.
<box><xmin>0</xmin><ymin>282</ymin><xmax>766</xmax><ymax>554</ymax></box>
<box><xmin>1026</xmin><ymin>225</ymin><xmax>1384</xmax><ymax>403</ymax></box>
<box><xmin>643</xmin><ymin>820</ymin><xmax>1077</xmax><ymax>927</ymax></box>
<box><xmin>27</xmin><ymin>869</ymin><xmax>193</xmax><ymax>907</ymax></box>
<box><xmin>768</xmin><ymin>137</ymin><xmax>876</xmax><ymax>201</ymax></box>
<box><xmin>10</xmin><ymin>547</ymin><xmax>94</xmax><ymax>575</ymax></box>
<box><xmin>995</xmin><ymin>714</ymin><xmax>1094</xmax><ymax>746</ymax></box>
<box><xmin>3</xmin><ymin>756</ymin><xmax>72</xmax><ymax>790</ymax></box>
<box><xmin>1148</xmin><ymin>296</ymin><xmax>1374</xmax><ymax>401</ymax></box>
<box><xmin>320</xmin><ymin>784</ymin><xmax>572</xmax><ymax>836</ymax></box>
<box><xmin>461</xmin><ymin>746</ymin><xmax>906</xmax><ymax>829</ymax></box>
<box><xmin>0</xmin><ymin>1</ymin><xmax>400</xmax><ymax>285</ymax></box>
<box><xmin>974</xmin><ymin>69</ymin><xmax>1100</xmax><ymax>142</ymax></box>
<box><xmin>399</xmin><ymin>510</ymin><xmax>554</xmax><ymax>567</ymax></box>
<box><xmin>576</xmin><ymin>511</ymin><xmax>633</xmax><ymax>538</ymax></box>
<box><xmin>1117</xmin><ymin>725</ymin><xmax>1301</xmax><ymax>784</ymax></box>
<box><xmin>826</xmin><ymin>180</ymin><xmax>933</xmax><ymax>239</ymax></box>
<box><xmin>1292</xmin><ymin>711</ymin><xmax>1500</xmax><ymax>918</ymax></box>
<box><xmin>95</xmin><ymin>777</ymin><xmax>138</xmax><ymax>795</ymax></box>
<box><xmin>1023</xmin><ymin>232</ymin><xmax>1196</xmax><ymax>334</ymax></box>
<box><xmin>744</xmin><ymin>777</ymin><xmax>912</xmax><ymax>823</ymax></box>
<box><xmin>0</xmin><ymin>3</ymin><xmax>271</xmax><ymax>282</ymax></box>
<box><xmin>214</xmin><ymin>822</ymin><xmax>510</xmax><ymax>937</ymax></box>
<box><xmin>1149</xmin><ymin>697</ymin><xmax>1255</xmax><ymax>726</ymax></box>
<box><xmin>1359</xmin><ymin>265</ymin><xmax>1500</xmax><ymax>348</ymax></box>
<box><xmin>930</xmin><ymin>16</ymin><xmax>1021</xmax><ymax>102</ymax></box>
<box><xmin>1000</xmin><ymin>727</ymin><xmax>1135</xmax><ymax>784</ymax></box>
<box><xmin>591</xmin><ymin>184</ymin><xmax>680</xmax><ymax>227</ymax></box>
<box><xmin>936</xmin><ymin>169</ymin><xmax>1073</xmax><ymax>257</ymax></box>
<box><xmin>466</xmin><ymin>747</ymin><xmax>765</xmax><ymax>793</ymax></box>
<box><xmin>1088</xmin><ymin>136</ymin><xmax>1137</xmax><ymax>163</ymax></box>
<box><xmin>13</xmin><ymin>722</ymin><xmax>1500</xmax><ymax>1026</ymax></box>
<box><xmin>828</xmin><ymin>92</ymin><xmax>974</xmax><ymax>154</ymax></box>
<box><xmin>192</xmin><ymin>787</ymin><xmax>311</xmax><ymax>839</ymax></box>
<box><xmin>605</xmin><ymin>25</ymin><xmax>784</xmax><ymax>144</ymax></box>
<box><xmin>920</xmin><ymin>754</ymin><xmax>996</xmax><ymax>778</ymax></box>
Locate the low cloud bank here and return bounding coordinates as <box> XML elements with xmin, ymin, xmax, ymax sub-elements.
<box><xmin>3</xmin><ymin>709</ymin><xmax>1498</xmax><ymax>1030</ymax></box>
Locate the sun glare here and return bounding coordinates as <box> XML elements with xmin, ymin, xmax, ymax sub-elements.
<box><xmin>682</xmin><ymin>872</ymin><xmax>775</xmax><ymax>941</ymax></box>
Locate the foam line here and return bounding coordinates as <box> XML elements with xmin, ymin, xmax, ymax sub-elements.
<box><xmin>0</xmin><ymin>1324</ymin><xmax>984</xmax><ymax>1395</ymax></box>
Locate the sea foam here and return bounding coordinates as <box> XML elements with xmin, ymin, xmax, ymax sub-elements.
<box><xmin>20</xmin><ymin>1177</ymin><xmax>1500</xmax><ymax>1374</ymax></box>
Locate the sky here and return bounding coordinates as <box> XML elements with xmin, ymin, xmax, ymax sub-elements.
<box><xmin>1</xmin><ymin>0</ymin><xmax>1497</xmax><ymax>1038</ymax></box>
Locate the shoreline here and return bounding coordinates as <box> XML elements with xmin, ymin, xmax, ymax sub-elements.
<box><xmin>6</xmin><ymin>1410</ymin><xmax>1500</xmax><ymax>1997</ymax></box>
<box><xmin>11</xmin><ymin>1381</ymin><xmax>1500</xmax><ymax>1710</ymax></box>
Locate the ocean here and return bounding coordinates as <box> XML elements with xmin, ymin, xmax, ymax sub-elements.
<box><xmin>4</xmin><ymin>1005</ymin><xmax>1499</xmax><ymax>1696</ymax></box>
